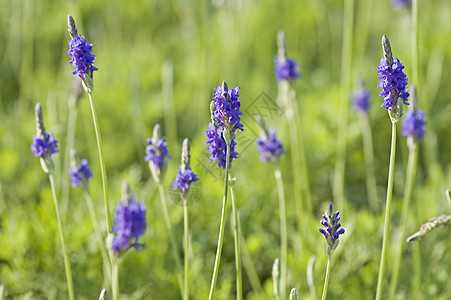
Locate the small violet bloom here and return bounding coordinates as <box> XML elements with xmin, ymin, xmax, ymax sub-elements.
<box><xmin>145</xmin><ymin>136</ymin><xmax>170</xmax><ymax>170</ymax></box>
<box><xmin>351</xmin><ymin>87</ymin><xmax>371</xmax><ymax>113</ymax></box>
<box><xmin>392</xmin><ymin>0</ymin><xmax>411</xmax><ymax>10</ymax></box>
<box><xmin>206</xmin><ymin>82</ymin><xmax>244</xmax><ymax>169</ymax></box>
<box><xmin>112</xmin><ymin>194</ymin><xmax>147</xmax><ymax>254</ymax></box>
<box><xmin>172</xmin><ymin>169</ymin><xmax>199</xmax><ymax>194</ymax></box>
<box><xmin>377</xmin><ymin>57</ymin><xmax>409</xmax><ymax>110</ymax></box>
<box><xmin>319</xmin><ymin>203</ymin><xmax>345</xmax><ymax>255</ymax></box>
<box><xmin>256</xmin><ymin>128</ymin><xmax>285</xmax><ymax>163</ymax></box>
<box><xmin>69</xmin><ymin>159</ymin><xmax>93</xmax><ymax>188</ymax></box>
<box><xmin>401</xmin><ymin>109</ymin><xmax>426</xmax><ymax>139</ymax></box>
<box><xmin>31</xmin><ymin>133</ymin><xmax>59</xmax><ymax>159</ymax></box>
<box><xmin>274</xmin><ymin>57</ymin><xmax>300</xmax><ymax>82</ymax></box>
<box><xmin>67</xmin><ymin>36</ymin><xmax>98</xmax><ymax>80</ymax></box>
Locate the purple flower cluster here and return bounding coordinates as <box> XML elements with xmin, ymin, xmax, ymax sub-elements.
<box><xmin>112</xmin><ymin>195</ymin><xmax>147</xmax><ymax>254</ymax></box>
<box><xmin>402</xmin><ymin>109</ymin><xmax>426</xmax><ymax>138</ymax></box>
<box><xmin>31</xmin><ymin>133</ymin><xmax>59</xmax><ymax>159</ymax></box>
<box><xmin>67</xmin><ymin>36</ymin><xmax>98</xmax><ymax>80</ymax></box>
<box><xmin>319</xmin><ymin>203</ymin><xmax>345</xmax><ymax>254</ymax></box>
<box><xmin>206</xmin><ymin>82</ymin><xmax>243</xmax><ymax>169</ymax></box>
<box><xmin>351</xmin><ymin>87</ymin><xmax>371</xmax><ymax>113</ymax></box>
<box><xmin>274</xmin><ymin>57</ymin><xmax>300</xmax><ymax>82</ymax></box>
<box><xmin>377</xmin><ymin>58</ymin><xmax>409</xmax><ymax>110</ymax></box>
<box><xmin>172</xmin><ymin>168</ymin><xmax>199</xmax><ymax>193</ymax></box>
<box><xmin>69</xmin><ymin>159</ymin><xmax>93</xmax><ymax>188</ymax></box>
<box><xmin>256</xmin><ymin>128</ymin><xmax>285</xmax><ymax>163</ymax></box>
<box><xmin>145</xmin><ymin>137</ymin><xmax>170</xmax><ymax>170</ymax></box>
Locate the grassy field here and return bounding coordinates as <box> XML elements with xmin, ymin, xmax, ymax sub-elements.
<box><xmin>0</xmin><ymin>0</ymin><xmax>450</xmax><ymax>299</ymax></box>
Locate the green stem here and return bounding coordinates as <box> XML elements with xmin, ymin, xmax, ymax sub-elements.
<box><xmin>375</xmin><ymin>121</ymin><xmax>397</xmax><ymax>300</ymax></box>
<box><xmin>274</xmin><ymin>167</ymin><xmax>287</xmax><ymax>300</ymax></box>
<box><xmin>49</xmin><ymin>174</ymin><xmax>74</xmax><ymax>300</ymax></box>
<box><xmin>333</xmin><ymin>0</ymin><xmax>354</xmax><ymax>210</ymax></box>
<box><xmin>388</xmin><ymin>145</ymin><xmax>418</xmax><ymax>298</ymax></box>
<box><xmin>87</xmin><ymin>92</ymin><xmax>111</xmax><ymax>232</ymax></box>
<box><xmin>184</xmin><ymin>200</ymin><xmax>189</xmax><ymax>300</ymax></box>
<box><xmin>359</xmin><ymin>113</ymin><xmax>378</xmax><ymax>211</ymax></box>
<box><xmin>157</xmin><ymin>183</ymin><xmax>184</xmax><ymax>297</ymax></box>
<box><xmin>112</xmin><ymin>262</ymin><xmax>119</xmax><ymax>300</ymax></box>
<box><xmin>230</xmin><ymin>183</ymin><xmax>242</xmax><ymax>300</ymax></box>
<box><xmin>208</xmin><ymin>142</ymin><xmax>231</xmax><ymax>300</ymax></box>
<box><xmin>83</xmin><ymin>190</ymin><xmax>112</xmax><ymax>285</ymax></box>
<box><xmin>321</xmin><ymin>255</ymin><xmax>331</xmax><ymax>300</ymax></box>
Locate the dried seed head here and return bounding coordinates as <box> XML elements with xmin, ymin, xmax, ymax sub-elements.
<box><xmin>181</xmin><ymin>138</ymin><xmax>191</xmax><ymax>171</ymax></box>
<box><xmin>277</xmin><ymin>31</ymin><xmax>287</xmax><ymax>60</ymax></box>
<box><xmin>67</xmin><ymin>15</ymin><xmax>78</xmax><ymax>39</ymax></box>
<box><xmin>35</xmin><ymin>103</ymin><xmax>46</xmax><ymax>137</ymax></box>
<box><xmin>382</xmin><ymin>34</ymin><xmax>393</xmax><ymax>68</ymax></box>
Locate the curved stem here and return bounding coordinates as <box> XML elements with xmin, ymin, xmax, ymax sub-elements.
<box><xmin>112</xmin><ymin>262</ymin><xmax>119</xmax><ymax>300</ymax></box>
<box><xmin>184</xmin><ymin>200</ymin><xmax>189</xmax><ymax>300</ymax></box>
<box><xmin>209</xmin><ymin>142</ymin><xmax>231</xmax><ymax>300</ymax></box>
<box><xmin>274</xmin><ymin>167</ymin><xmax>287</xmax><ymax>300</ymax></box>
<box><xmin>49</xmin><ymin>174</ymin><xmax>74</xmax><ymax>300</ymax></box>
<box><xmin>157</xmin><ymin>183</ymin><xmax>184</xmax><ymax>297</ymax></box>
<box><xmin>388</xmin><ymin>145</ymin><xmax>418</xmax><ymax>298</ymax></box>
<box><xmin>321</xmin><ymin>255</ymin><xmax>331</xmax><ymax>300</ymax></box>
<box><xmin>375</xmin><ymin>121</ymin><xmax>397</xmax><ymax>300</ymax></box>
<box><xmin>87</xmin><ymin>92</ymin><xmax>111</xmax><ymax>232</ymax></box>
<box><xmin>230</xmin><ymin>184</ymin><xmax>242</xmax><ymax>300</ymax></box>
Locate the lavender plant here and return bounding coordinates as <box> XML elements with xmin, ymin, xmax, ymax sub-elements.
<box><xmin>375</xmin><ymin>34</ymin><xmax>409</xmax><ymax>300</ymax></box>
<box><xmin>110</xmin><ymin>182</ymin><xmax>147</xmax><ymax>300</ymax></box>
<box><xmin>31</xmin><ymin>103</ymin><xmax>74</xmax><ymax>300</ymax></box>
<box><xmin>319</xmin><ymin>203</ymin><xmax>345</xmax><ymax>300</ymax></box>
<box><xmin>206</xmin><ymin>81</ymin><xmax>243</xmax><ymax>299</ymax></box>
<box><xmin>255</xmin><ymin>116</ymin><xmax>287</xmax><ymax>299</ymax></box>
<box><xmin>66</xmin><ymin>15</ymin><xmax>112</xmax><ymax>234</ymax></box>
<box><xmin>172</xmin><ymin>138</ymin><xmax>199</xmax><ymax>300</ymax></box>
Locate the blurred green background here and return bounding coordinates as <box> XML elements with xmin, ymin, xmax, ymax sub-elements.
<box><xmin>0</xmin><ymin>0</ymin><xmax>450</xmax><ymax>299</ymax></box>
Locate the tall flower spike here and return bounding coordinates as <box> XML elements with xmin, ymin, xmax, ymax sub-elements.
<box><xmin>111</xmin><ymin>182</ymin><xmax>147</xmax><ymax>256</ymax></box>
<box><xmin>401</xmin><ymin>85</ymin><xmax>426</xmax><ymax>140</ymax></box>
<box><xmin>67</xmin><ymin>15</ymin><xmax>97</xmax><ymax>93</ymax></box>
<box><xmin>274</xmin><ymin>31</ymin><xmax>300</xmax><ymax>82</ymax></box>
<box><xmin>145</xmin><ymin>124</ymin><xmax>170</xmax><ymax>183</ymax></box>
<box><xmin>205</xmin><ymin>81</ymin><xmax>243</xmax><ymax>169</ymax></box>
<box><xmin>319</xmin><ymin>203</ymin><xmax>345</xmax><ymax>255</ymax></box>
<box><xmin>31</xmin><ymin>103</ymin><xmax>59</xmax><ymax>174</ymax></box>
<box><xmin>377</xmin><ymin>35</ymin><xmax>409</xmax><ymax>121</ymax></box>
<box><xmin>255</xmin><ymin>116</ymin><xmax>285</xmax><ymax>163</ymax></box>
<box><xmin>69</xmin><ymin>149</ymin><xmax>93</xmax><ymax>188</ymax></box>
<box><xmin>172</xmin><ymin>138</ymin><xmax>199</xmax><ymax>201</ymax></box>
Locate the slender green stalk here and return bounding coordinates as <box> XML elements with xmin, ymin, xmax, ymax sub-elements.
<box><xmin>359</xmin><ymin>113</ymin><xmax>378</xmax><ymax>211</ymax></box>
<box><xmin>49</xmin><ymin>174</ymin><xmax>74</xmax><ymax>300</ymax></box>
<box><xmin>83</xmin><ymin>190</ymin><xmax>112</xmax><ymax>284</ymax></box>
<box><xmin>321</xmin><ymin>255</ymin><xmax>331</xmax><ymax>300</ymax></box>
<box><xmin>184</xmin><ymin>200</ymin><xmax>189</xmax><ymax>300</ymax></box>
<box><xmin>157</xmin><ymin>183</ymin><xmax>184</xmax><ymax>297</ymax></box>
<box><xmin>388</xmin><ymin>145</ymin><xmax>418</xmax><ymax>298</ymax></box>
<box><xmin>87</xmin><ymin>92</ymin><xmax>111</xmax><ymax>232</ymax></box>
<box><xmin>375</xmin><ymin>121</ymin><xmax>397</xmax><ymax>300</ymax></box>
<box><xmin>274</xmin><ymin>167</ymin><xmax>287</xmax><ymax>300</ymax></box>
<box><xmin>240</xmin><ymin>234</ymin><xmax>263</xmax><ymax>293</ymax></box>
<box><xmin>230</xmin><ymin>183</ymin><xmax>242</xmax><ymax>300</ymax></box>
<box><xmin>209</xmin><ymin>142</ymin><xmax>231</xmax><ymax>300</ymax></box>
<box><xmin>333</xmin><ymin>0</ymin><xmax>354</xmax><ymax>209</ymax></box>
<box><xmin>112</xmin><ymin>262</ymin><xmax>119</xmax><ymax>300</ymax></box>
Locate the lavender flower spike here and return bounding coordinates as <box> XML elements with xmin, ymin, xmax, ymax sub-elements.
<box><xmin>69</xmin><ymin>150</ymin><xmax>93</xmax><ymax>188</ymax></box>
<box><xmin>205</xmin><ymin>81</ymin><xmax>244</xmax><ymax>169</ymax></box>
<box><xmin>145</xmin><ymin>124</ymin><xmax>170</xmax><ymax>182</ymax></box>
<box><xmin>351</xmin><ymin>83</ymin><xmax>371</xmax><ymax>114</ymax></box>
<box><xmin>319</xmin><ymin>203</ymin><xmax>345</xmax><ymax>255</ymax></box>
<box><xmin>31</xmin><ymin>103</ymin><xmax>59</xmax><ymax>173</ymax></box>
<box><xmin>401</xmin><ymin>86</ymin><xmax>426</xmax><ymax>140</ymax></box>
<box><xmin>255</xmin><ymin>116</ymin><xmax>285</xmax><ymax>163</ymax></box>
<box><xmin>112</xmin><ymin>182</ymin><xmax>147</xmax><ymax>256</ymax></box>
<box><xmin>172</xmin><ymin>138</ymin><xmax>199</xmax><ymax>201</ymax></box>
<box><xmin>274</xmin><ymin>31</ymin><xmax>300</xmax><ymax>82</ymax></box>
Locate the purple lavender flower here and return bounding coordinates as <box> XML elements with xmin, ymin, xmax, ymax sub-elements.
<box><xmin>206</xmin><ymin>82</ymin><xmax>243</xmax><ymax>169</ymax></box>
<box><xmin>31</xmin><ymin>133</ymin><xmax>59</xmax><ymax>158</ymax></box>
<box><xmin>392</xmin><ymin>0</ymin><xmax>411</xmax><ymax>10</ymax></box>
<box><xmin>69</xmin><ymin>159</ymin><xmax>93</xmax><ymax>188</ymax></box>
<box><xmin>145</xmin><ymin>136</ymin><xmax>170</xmax><ymax>169</ymax></box>
<box><xmin>319</xmin><ymin>203</ymin><xmax>345</xmax><ymax>255</ymax></box>
<box><xmin>377</xmin><ymin>57</ymin><xmax>409</xmax><ymax>110</ymax></box>
<box><xmin>274</xmin><ymin>58</ymin><xmax>300</xmax><ymax>82</ymax></box>
<box><xmin>351</xmin><ymin>86</ymin><xmax>371</xmax><ymax>113</ymax></box>
<box><xmin>257</xmin><ymin>128</ymin><xmax>285</xmax><ymax>163</ymax></box>
<box><xmin>67</xmin><ymin>36</ymin><xmax>98</xmax><ymax>80</ymax></box>
<box><xmin>172</xmin><ymin>169</ymin><xmax>199</xmax><ymax>193</ymax></box>
<box><xmin>112</xmin><ymin>194</ymin><xmax>147</xmax><ymax>254</ymax></box>
<box><xmin>402</xmin><ymin>109</ymin><xmax>426</xmax><ymax>138</ymax></box>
